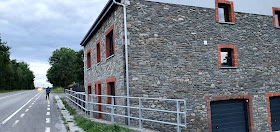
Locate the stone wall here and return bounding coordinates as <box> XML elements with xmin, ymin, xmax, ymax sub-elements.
<box><xmin>83</xmin><ymin>5</ymin><xmax>127</xmax><ymax>123</ymax></box>
<box><xmin>126</xmin><ymin>0</ymin><xmax>280</xmax><ymax>131</ymax></box>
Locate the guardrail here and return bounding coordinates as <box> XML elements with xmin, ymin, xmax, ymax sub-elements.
<box><xmin>65</xmin><ymin>89</ymin><xmax>187</xmax><ymax>132</ymax></box>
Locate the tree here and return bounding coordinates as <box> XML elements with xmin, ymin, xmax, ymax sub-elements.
<box><xmin>0</xmin><ymin>36</ymin><xmax>35</xmax><ymax>90</ymax></box>
<box><xmin>47</xmin><ymin>47</ymin><xmax>84</xmax><ymax>87</ymax></box>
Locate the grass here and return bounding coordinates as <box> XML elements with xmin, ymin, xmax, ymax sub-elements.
<box><xmin>60</xmin><ymin>98</ymin><xmax>134</xmax><ymax>132</ymax></box>
<box><xmin>51</xmin><ymin>87</ymin><xmax>65</xmax><ymax>93</ymax></box>
<box><xmin>0</xmin><ymin>89</ymin><xmax>22</xmax><ymax>93</ymax></box>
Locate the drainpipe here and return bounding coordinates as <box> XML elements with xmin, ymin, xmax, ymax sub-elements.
<box><xmin>112</xmin><ymin>0</ymin><xmax>131</xmax><ymax>126</ymax></box>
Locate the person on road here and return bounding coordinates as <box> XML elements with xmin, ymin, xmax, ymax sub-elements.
<box><xmin>46</xmin><ymin>87</ymin><xmax>51</xmax><ymax>100</ymax></box>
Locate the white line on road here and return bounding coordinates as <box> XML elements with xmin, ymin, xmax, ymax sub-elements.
<box><xmin>46</xmin><ymin>118</ymin><xmax>50</xmax><ymax>123</ymax></box>
<box><xmin>0</xmin><ymin>91</ymin><xmax>27</xmax><ymax>100</ymax></box>
<box><xmin>29</xmin><ymin>105</ymin><xmax>32</xmax><ymax>108</ymax></box>
<box><xmin>47</xmin><ymin>108</ymin><xmax>50</xmax><ymax>110</ymax></box>
<box><xmin>45</xmin><ymin>127</ymin><xmax>50</xmax><ymax>132</ymax></box>
<box><xmin>20</xmin><ymin>113</ymin><xmax>25</xmax><ymax>118</ymax></box>
<box><xmin>12</xmin><ymin>120</ymin><xmax>19</xmax><ymax>127</ymax></box>
<box><xmin>48</xmin><ymin>105</ymin><xmax>50</xmax><ymax>107</ymax></box>
<box><xmin>48</xmin><ymin>100</ymin><xmax>50</xmax><ymax>104</ymax></box>
<box><xmin>46</xmin><ymin>112</ymin><xmax>50</xmax><ymax>115</ymax></box>
<box><xmin>25</xmin><ymin>109</ymin><xmax>29</xmax><ymax>112</ymax></box>
<box><xmin>1</xmin><ymin>91</ymin><xmax>42</xmax><ymax>124</ymax></box>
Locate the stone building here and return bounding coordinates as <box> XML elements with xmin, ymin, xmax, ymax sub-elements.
<box><xmin>80</xmin><ymin>0</ymin><xmax>280</xmax><ymax>131</ymax></box>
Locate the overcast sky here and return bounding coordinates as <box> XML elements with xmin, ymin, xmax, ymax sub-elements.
<box><xmin>0</xmin><ymin>0</ymin><xmax>108</xmax><ymax>87</ymax></box>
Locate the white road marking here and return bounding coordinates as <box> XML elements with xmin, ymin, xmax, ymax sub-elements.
<box><xmin>1</xmin><ymin>91</ymin><xmax>42</xmax><ymax>124</ymax></box>
<box><xmin>46</xmin><ymin>112</ymin><xmax>50</xmax><ymax>115</ymax></box>
<box><xmin>46</xmin><ymin>118</ymin><xmax>50</xmax><ymax>123</ymax></box>
<box><xmin>12</xmin><ymin>120</ymin><xmax>19</xmax><ymax>127</ymax></box>
<box><xmin>25</xmin><ymin>109</ymin><xmax>29</xmax><ymax>112</ymax></box>
<box><xmin>47</xmin><ymin>108</ymin><xmax>50</xmax><ymax>110</ymax></box>
<box><xmin>29</xmin><ymin>106</ymin><xmax>32</xmax><ymax>108</ymax></box>
<box><xmin>20</xmin><ymin>113</ymin><xmax>25</xmax><ymax>118</ymax></box>
<box><xmin>32</xmin><ymin>103</ymin><xmax>34</xmax><ymax>105</ymax></box>
<box><xmin>48</xmin><ymin>105</ymin><xmax>50</xmax><ymax>107</ymax></box>
<box><xmin>0</xmin><ymin>91</ymin><xmax>27</xmax><ymax>100</ymax></box>
<box><xmin>48</xmin><ymin>100</ymin><xmax>50</xmax><ymax>104</ymax></box>
<box><xmin>45</xmin><ymin>127</ymin><xmax>50</xmax><ymax>132</ymax></box>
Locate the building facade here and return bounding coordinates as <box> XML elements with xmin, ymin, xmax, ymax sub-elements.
<box><xmin>81</xmin><ymin>0</ymin><xmax>280</xmax><ymax>131</ymax></box>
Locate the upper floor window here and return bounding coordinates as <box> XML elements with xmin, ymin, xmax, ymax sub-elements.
<box><xmin>86</xmin><ymin>49</ymin><xmax>91</xmax><ymax>68</ymax></box>
<box><xmin>218</xmin><ymin>44</ymin><xmax>238</xmax><ymax>68</ymax></box>
<box><xmin>96</xmin><ymin>41</ymin><xmax>101</xmax><ymax>63</ymax></box>
<box><xmin>221</xmin><ymin>48</ymin><xmax>232</xmax><ymax>67</ymax></box>
<box><xmin>215</xmin><ymin>0</ymin><xmax>235</xmax><ymax>23</ymax></box>
<box><xmin>273</xmin><ymin>7</ymin><xmax>280</xmax><ymax>28</ymax></box>
<box><xmin>105</xmin><ymin>25</ymin><xmax>115</xmax><ymax>58</ymax></box>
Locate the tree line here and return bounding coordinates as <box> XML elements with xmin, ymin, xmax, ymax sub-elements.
<box><xmin>0</xmin><ymin>36</ymin><xmax>35</xmax><ymax>90</ymax></box>
<box><xmin>47</xmin><ymin>47</ymin><xmax>83</xmax><ymax>87</ymax></box>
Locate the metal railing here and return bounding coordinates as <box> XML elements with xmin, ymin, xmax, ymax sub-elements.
<box><xmin>65</xmin><ymin>89</ymin><xmax>187</xmax><ymax>132</ymax></box>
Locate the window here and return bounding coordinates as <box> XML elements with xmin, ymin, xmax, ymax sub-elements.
<box><xmin>215</xmin><ymin>0</ymin><xmax>235</xmax><ymax>23</ymax></box>
<box><xmin>96</xmin><ymin>41</ymin><xmax>101</xmax><ymax>63</ymax></box>
<box><xmin>265</xmin><ymin>93</ymin><xmax>280</xmax><ymax>131</ymax></box>
<box><xmin>105</xmin><ymin>25</ymin><xmax>115</xmax><ymax>58</ymax></box>
<box><xmin>86</xmin><ymin>49</ymin><xmax>91</xmax><ymax>68</ymax></box>
<box><xmin>206</xmin><ymin>95</ymin><xmax>254</xmax><ymax>132</ymax></box>
<box><xmin>87</xmin><ymin>83</ymin><xmax>92</xmax><ymax>95</ymax></box>
<box><xmin>218</xmin><ymin>44</ymin><xmax>238</xmax><ymax>68</ymax></box>
<box><xmin>95</xmin><ymin>81</ymin><xmax>102</xmax><ymax>119</ymax></box>
<box><xmin>273</xmin><ymin>7</ymin><xmax>280</xmax><ymax>28</ymax></box>
<box><xmin>221</xmin><ymin>48</ymin><xmax>232</xmax><ymax>67</ymax></box>
<box><xmin>106</xmin><ymin>78</ymin><xmax>116</xmax><ymax>104</ymax></box>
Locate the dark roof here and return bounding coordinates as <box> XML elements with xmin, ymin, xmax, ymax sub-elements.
<box><xmin>80</xmin><ymin>0</ymin><xmax>121</xmax><ymax>46</ymax></box>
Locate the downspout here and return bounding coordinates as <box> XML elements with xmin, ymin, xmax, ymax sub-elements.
<box><xmin>112</xmin><ymin>0</ymin><xmax>131</xmax><ymax>126</ymax></box>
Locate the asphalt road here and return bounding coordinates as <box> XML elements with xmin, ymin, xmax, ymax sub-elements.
<box><xmin>0</xmin><ymin>90</ymin><xmax>66</xmax><ymax>132</ymax></box>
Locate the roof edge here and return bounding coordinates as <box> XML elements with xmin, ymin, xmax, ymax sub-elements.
<box><xmin>80</xmin><ymin>0</ymin><xmax>116</xmax><ymax>46</ymax></box>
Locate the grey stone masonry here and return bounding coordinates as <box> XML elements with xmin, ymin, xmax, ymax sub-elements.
<box><xmin>83</xmin><ymin>5</ymin><xmax>127</xmax><ymax>123</ymax></box>
<box><xmin>83</xmin><ymin>0</ymin><xmax>280</xmax><ymax>131</ymax></box>
<box><xmin>125</xmin><ymin>0</ymin><xmax>280</xmax><ymax>132</ymax></box>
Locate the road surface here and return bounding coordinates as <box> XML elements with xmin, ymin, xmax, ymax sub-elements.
<box><xmin>0</xmin><ymin>90</ymin><xmax>66</xmax><ymax>132</ymax></box>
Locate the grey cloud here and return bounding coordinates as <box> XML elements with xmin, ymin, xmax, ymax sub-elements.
<box><xmin>0</xmin><ymin>0</ymin><xmax>107</xmax><ymax>86</ymax></box>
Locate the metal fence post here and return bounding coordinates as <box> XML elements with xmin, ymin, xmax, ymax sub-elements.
<box><xmin>139</xmin><ymin>98</ymin><xmax>143</xmax><ymax>129</ymax></box>
<box><xmin>177</xmin><ymin>101</ymin><xmax>181</xmax><ymax>132</ymax></box>
<box><xmin>89</xmin><ymin>95</ymin><xmax>93</xmax><ymax>119</ymax></box>
<box><xmin>111</xmin><ymin>96</ymin><xmax>114</xmax><ymax>123</ymax></box>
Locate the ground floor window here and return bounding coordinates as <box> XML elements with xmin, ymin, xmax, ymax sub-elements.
<box><xmin>106</xmin><ymin>78</ymin><xmax>116</xmax><ymax>104</ymax></box>
<box><xmin>210</xmin><ymin>99</ymin><xmax>250</xmax><ymax>132</ymax></box>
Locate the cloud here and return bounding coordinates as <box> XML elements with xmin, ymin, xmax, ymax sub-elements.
<box><xmin>0</xmin><ymin>0</ymin><xmax>107</xmax><ymax>87</ymax></box>
<box><xmin>29</xmin><ymin>61</ymin><xmax>52</xmax><ymax>87</ymax></box>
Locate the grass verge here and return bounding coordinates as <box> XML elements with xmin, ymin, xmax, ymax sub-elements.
<box><xmin>51</xmin><ymin>87</ymin><xmax>65</xmax><ymax>93</ymax></box>
<box><xmin>0</xmin><ymin>89</ymin><xmax>21</xmax><ymax>93</ymax></box>
<box><xmin>60</xmin><ymin>98</ymin><xmax>133</xmax><ymax>132</ymax></box>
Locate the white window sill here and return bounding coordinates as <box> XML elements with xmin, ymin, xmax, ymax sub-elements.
<box><xmin>218</xmin><ymin>21</ymin><xmax>235</xmax><ymax>25</ymax></box>
<box><xmin>96</xmin><ymin>62</ymin><xmax>101</xmax><ymax>66</ymax></box>
<box><xmin>105</xmin><ymin>54</ymin><xmax>115</xmax><ymax>61</ymax></box>
<box><xmin>275</xmin><ymin>26</ymin><xmax>280</xmax><ymax>29</ymax></box>
<box><xmin>87</xmin><ymin>67</ymin><xmax>91</xmax><ymax>71</ymax></box>
<box><xmin>220</xmin><ymin>66</ymin><xmax>238</xmax><ymax>69</ymax></box>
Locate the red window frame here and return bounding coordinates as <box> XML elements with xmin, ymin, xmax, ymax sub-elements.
<box><xmin>106</xmin><ymin>77</ymin><xmax>116</xmax><ymax>104</ymax></box>
<box><xmin>105</xmin><ymin>25</ymin><xmax>115</xmax><ymax>58</ymax></box>
<box><xmin>272</xmin><ymin>7</ymin><xmax>280</xmax><ymax>27</ymax></box>
<box><xmin>95</xmin><ymin>81</ymin><xmax>102</xmax><ymax>119</ymax></box>
<box><xmin>96</xmin><ymin>40</ymin><xmax>101</xmax><ymax>63</ymax></box>
<box><xmin>87</xmin><ymin>83</ymin><xmax>92</xmax><ymax>95</ymax></box>
<box><xmin>217</xmin><ymin>44</ymin><xmax>238</xmax><ymax>68</ymax></box>
<box><xmin>86</xmin><ymin>49</ymin><xmax>91</xmax><ymax>68</ymax></box>
<box><xmin>215</xmin><ymin>0</ymin><xmax>235</xmax><ymax>23</ymax></box>
<box><xmin>205</xmin><ymin>95</ymin><xmax>254</xmax><ymax>132</ymax></box>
